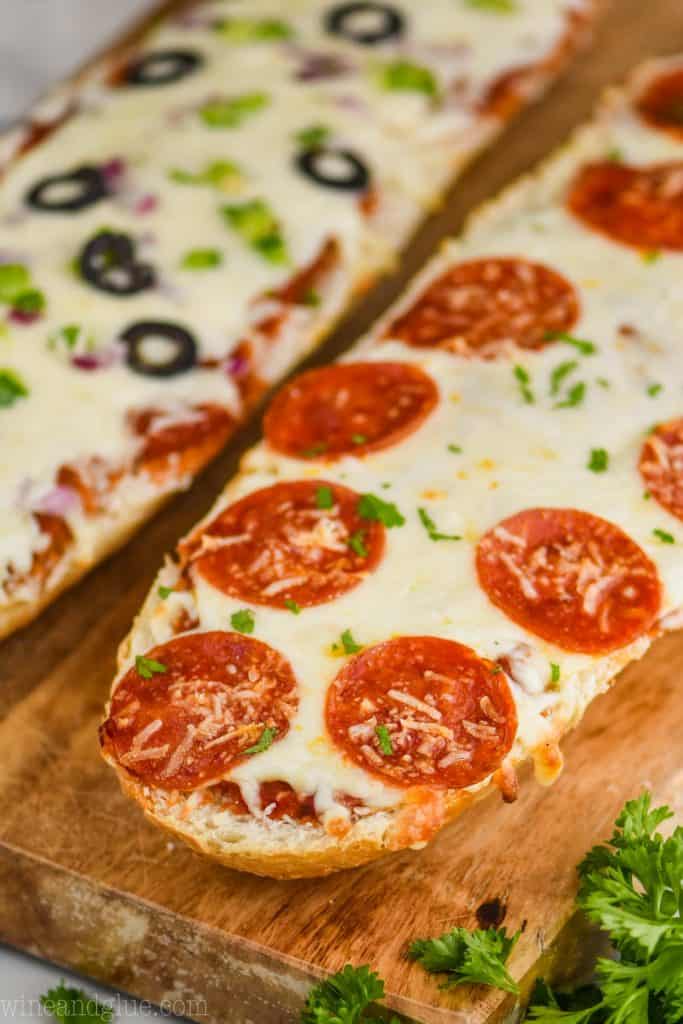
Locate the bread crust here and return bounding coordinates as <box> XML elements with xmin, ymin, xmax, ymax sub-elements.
<box><xmin>102</xmin><ymin>628</ymin><xmax>647</xmax><ymax>879</ymax></box>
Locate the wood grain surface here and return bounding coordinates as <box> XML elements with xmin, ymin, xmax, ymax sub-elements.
<box><xmin>1</xmin><ymin>2</ymin><xmax>682</xmax><ymax>1022</ymax></box>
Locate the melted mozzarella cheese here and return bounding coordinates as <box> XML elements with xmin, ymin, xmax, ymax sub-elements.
<box><xmin>127</xmin><ymin>55</ymin><xmax>683</xmax><ymax>819</ymax></box>
<box><xmin>0</xmin><ymin>0</ymin><xmax>580</xmax><ymax>604</ymax></box>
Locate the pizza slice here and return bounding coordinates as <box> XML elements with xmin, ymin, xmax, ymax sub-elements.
<box><xmin>0</xmin><ymin>0</ymin><xmax>596</xmax><ymax>639</ymax></box>
<box><xmin>101</xmin><ymin>54</ymin><xmax>683</xmax><ymax>877</ymax></box>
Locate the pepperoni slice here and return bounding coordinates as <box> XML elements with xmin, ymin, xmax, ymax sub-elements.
<box><xmin>639</xmin><ymin>418</ymin><xmax>683</xmax><ymax>522</ymax></box>
<box><xmin>264</xmin><ymin>362</ymin><xmax>438</xmax><ymax>461</ymax></box>
<box><xmin>383</xmin><ymin>258</ymin><xmax>579</xmax><ymax>356</ymax></box>
<box><xmin>128</xmin><ymin>403</ymin><xmax>234</xmax><ymax>482</ymax></box>
<box><xmin>326</xmin><ymin>636</ymin><xmax>517</xmax><ymax>789</ymax></box>
<box><xmin>567</xmin><ymin>161</ymin><xmax>683</xmax><ymax>251</ymax></box>
<box><xmin>101</xmin><ymin>631</ymin><xmax>298</xmax><ymax>791</ymax></box>
<box><xmin>637</xmin><ymin>67</ymin><xmax>683</xmax><ymax>140</ymax></box>
<box><xmin>182</xmin><ymin>480</ymin><xmax>384</xmax><ymax>608</ymax></box>
<box><xmin>476</xmin><ymin>508</ymin><xmax>661</xmax><ymax>654</ymax></box>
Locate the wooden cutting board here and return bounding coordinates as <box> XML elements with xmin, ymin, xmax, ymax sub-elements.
<box><xmin>1</xmin><ymin>2</ymin><xmax>682</xmax><ymax>1022</ymax></box>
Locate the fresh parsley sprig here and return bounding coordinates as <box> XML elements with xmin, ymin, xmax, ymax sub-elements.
<box><xmin>332</xmin><ymin>628</ymin><xmax>363</xmax><ymax>655</ymax></box>
<box><xmin>409</xmin><ymin>926</ymin><xmax>520</xmax><ymax>993</ymax></box>
<box><xmin>301</xmin><ymin>964</ymin><xmax>400</xmax><ymax>1024</ymax></box>
<box><xmin>41</xmin><ymin>982</ymin><xmax>112</xmax><ymax>1024</ymax></box>
<box><xmin>527</xmin><ymin>793</ymin><xmax>683</xmax><ymax>1023</ymax></box>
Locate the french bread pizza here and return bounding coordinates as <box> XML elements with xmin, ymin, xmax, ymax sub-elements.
<box><xmin>101</xmin><ymin>54</ymin><xmax>683</xmax><ymax>878</ymax></box>
<box><xmin>0</xmin><ymin>0</ymin><xmax>596</xmax><ymax>640</ymax></box>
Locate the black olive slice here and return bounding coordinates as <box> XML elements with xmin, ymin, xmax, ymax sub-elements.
<box><xmin>124</xmin><ymin>49</ymin><xmax>203</xmax><ymax>87</ymax></box>
<box><xmin>121</xmin><ymin>321</ymin><xmax>198</xmax><ymax>378</ymax></box>
<box><xmin>296</xmin><ymin>147</ymin><xmax>370</xmax><ymax>192</ymax></box>
<box><xmin>79</xmin><ymin>232</ymin><xmax>156</xmax><ymax>296</ymax></box>
<box><xmin>25</xmin><ymin>165</ymin><xmax>109</xmax><ymax>213</ymax></box>
<box><xmin>324</xmin><ymin>2</ymin><xmax>404</xmax><ymax>45</ymax></box>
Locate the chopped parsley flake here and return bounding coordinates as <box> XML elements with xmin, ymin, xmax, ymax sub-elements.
<box><xmin>0</xmin><ymin>369</ymin><xmax>29</xmax><ymax>408</ymax></box>
<box><xmin>339</xmin><ymin>628</ymin><xmax>362</xmax><ymax>654</ymax></box>
<box><xmin>550</xmin><ymin>360</ymin><xmax>578</xmax><ymax>396</ymax></box>
<box><xmin>246</xmin><ymin>726</ymin><xmax>277</xmax><ymax>755</ymax></box>
<box><xmin>222</xmin><ymin>198</ymin><xmax>288</xmax><ymax>265</ymax></box>
<box><xmin>157</xmin><ymin>585</ymin><xmax>173</xmax><ymax>600</ymax></box>
<box><xmin>642</xmin><ymin>249</ymin><xmax>661</xmax><ymax>264</ymax></box>
<box><xmin>375</xmin><ymin>724</ymin><xmax>393</xmax><ymax>756</ymax></box>
<box><xmin>513</xmin><ymin>365</ymin><xmax>534</xmax><ymax>404</ymax></box>
<box><xmin>284</xmin><ymin>598</ymin><xmax>301</xmax><ymax>614</ymax></box>
<box><xmin>335</xmin><ymin>622</ymin><xmax>366</xmax><ymax>655</ymax></box>
<box><xmin>376</xmin><ymin>60</ymin><xmax>438</xmax><ymax>97</ymax></box>
<box><xmin>48</xmin><ymin>324</ymin><xmax>82</xmax><ymax>351</ymax></box>
<box><xmin>296</xmin><ymin>123</ymin><xmax>331</xmax><ymax>149</ymax></box>
<box><xmin>418</xmin><ymin>507</ymin><xmax>461</xmax><ymax>542</ymax></box>
<box><xmin>351</xmin><ymin>433</ymin><xmax>367</xmax><ymax>445</ymax></box>
<box><xmin>596</xmin><ymin>376</ymin><xmax>610</xmax><ymax>389</ymax></box>
<box><xmin>447</xmin><ymin>443</ymin><xmax>462</xmax><ymax>454</ymax></box>
<box><xmin>214</xmin><ymin>17</ymin><xmax>291</xmax><ymax>42</ymax></box>
<box><xmin>587</xmin><ymin>448</ymin><xmax>609</xmax><ymax>473</ymax></box>
<box><xmin>550</xmin><ymin>662</ymin><xmax>561</xmax><ymax>685</ymax></box>
<box><xmin>358</xmin><ymin>492</ymin><xmax>405</xmax><ymax>527</ymax></box>
<box><xmin>606</xmin><ymin>146</ymin><xmax>623</xmax><ymax>162</ymax></box>
<box><xmin>464</xmin><ymin>0</ymin><xmax>517</xmax><ymax>11</ymax></box>
<box><xmin>231</xmin><ymin>608</ymin><xmax>255</xmax><ymax>633</ymax></box>
<box><xmin>316</xmin><ymin>485</ymin><xmax>334</xmax><ymax>509</ymax></box>
<box><xmin>643</xmin><ymin>490</ymin><xmax>651</xmax><ymax>500</ymax></box>
<box><xmin>181</xmin><ymin>248</ymin><xmax>223</xmax><ymax>270</ymax></box>
<box><xmin>347</xmin><ymin>530</ymin><xmax>368</xmax><ymax>557</ymax></box>
<box><xmin>41</xmin><ymin>982</ymin><xmax>112</xmax><ymax>1024</ymax></box>
<box><xmin>647</xmin><ymin>382</ymin><xmax>663</xmax><ymax>397</ymax></box>
<box><xmin>14</xmin><ymin>288</ymin><xmax>40</xmax><ymax>325</ymax></box>
<box><xmin>409</xmin><ymin>925</ymin><xmax>520</xmax><ymax>993</ymax></box>
<box><xmin>555</xmin><ymin>380</ymin><xmax>586</xmax><ymax>409</ymax></box>
<box><xmin>13</xmin><ymin>288</ymin><xmax>45</xmax><ymax>315</ymax></box>
<box><xmin>200</xmin><ymin>92</ymin><xmax>269</xmax><ymax>129</ymax></box>
<box><xmin>653</xmin><ymin>528</ymin><xmax>675</xmax><ymax>544</ymax></box>
<box><xmin>546</xmin><ymin>331</ymin><xmax>597</xmax><ymax>356</ymax></box>
<box><xmin>135</xmin><ymin>655</ymin><xmax>167</xmax><ymax>679</ymax></box>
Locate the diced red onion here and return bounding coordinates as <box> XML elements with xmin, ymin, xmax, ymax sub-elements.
<box><xmin>134</xmin><ymin>194</ymin><xmax>158</xmax><ymax>215</ymax></box>
<box><xmin>8</xmin><ymin>309</ymin><xmax>42</xmax><ymax>326</ymax></box>
<box><xmin>33</xmin><ymin>485</ymin><xmax>80</xmax><ymax>517</ymax></box>
<box><xmin>71</xmin><ymin>345</ymin><xmax>122</xmax><ymax>371</ymax></box>
<box><xmin>286</xmin><ymin>46</ymin><xmax>353</xmax><ymax>82</ymax></box>
<box><xmin>225</xmin><ymin>352</ymin><xmax>249</xmax><ymax>379</ymax></box>
<box><xmin>0</xmin><ymin>250</ymin><xmax>29</xmax><ymax>266</ymax></box>
<box><xmin>101</xmin><ymin>157</ymin><xmax>126</xmax><ymax>185</ymax></box>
